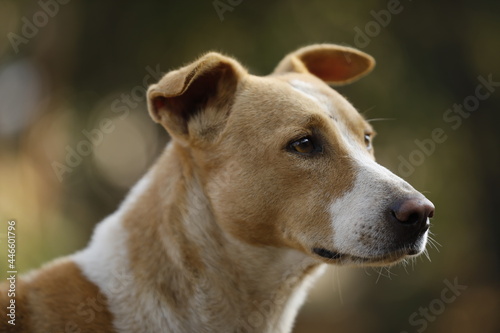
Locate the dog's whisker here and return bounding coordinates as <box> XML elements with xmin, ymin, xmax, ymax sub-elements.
<box><xmin>426</xmin><ymin>235</ymin><xmax>441</xmax><ymax>253</ymax></box>
<box><xmin>401</xmin><ymin>259</ymin><xmax>410</xmax><ymax>275</ymax></box>
<box><xmin>375</xmin><ymin>268</ymin><xmax>384</xmax><ymax>284</ymax></box>
<box><xmin>422</xmin><ymin>248</ymin><xmax>432</xmax><ymax>262</ymax></box>
<box><xmin>334</xmin><ymin>267</ymin><xmax>344</xmax><ymax>305</ymax></box>
<box><xmin>386</xmin><ymin>266</ymin><xmax>392</xmax><ymax>277</ymax></box>
<box><xmin>360</xmin><ymin>106</ymin><xmax>377</xmax><ymax>116</ymax></box>
<box><xmin>365</xmin><ymin>117</ymin><xmax>395</xmax><ymax>123</ymax></box>
<box><xmin>427</xmin><ymin>240</ymin><xmax>438</xmax><ymax>252</ymax></box>
<box><xmin>408</xmin><ymin>255</ymin><xmax>416</xmax><ymax>271</ymax></box>
<box><xmin>373</xmin><ymin>266</ymin><xmax>396</xmax><ymax>283</ymax></box>
<box><xmin>428</xmin><ymin>235</ymin><xmax>442</xmax><ymax>248</ymax></box>
<box><xmin>383</xmin><ymin>268</ymin><xmax>389</xmax><ymax>280</ymax></box>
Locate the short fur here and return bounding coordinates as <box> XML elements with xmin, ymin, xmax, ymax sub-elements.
<box><xmin>0</xmin><ymin>44</ymin><xmax>433</xmax><ymax>333</ymax></box>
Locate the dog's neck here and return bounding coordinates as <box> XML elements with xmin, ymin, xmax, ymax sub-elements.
<box><xmin>77</xmin><ymin>143</ymin><xmax>323</xmax><ymax>333</ymax></box>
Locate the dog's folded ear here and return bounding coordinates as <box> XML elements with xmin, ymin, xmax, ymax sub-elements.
<box><xmin>147</xmin><ymin>52</ymin><xmax>246</xmax><ymax>142</ymax></box>
<box><xmin>272</xmin><ymin>44</ymin><xmax>375</xmax><ymax>85</ymax></box>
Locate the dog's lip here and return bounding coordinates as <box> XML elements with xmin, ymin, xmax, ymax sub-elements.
<box><xmin>312</xmin><ymin>245</ymin><xmax>422</xmax><ymax>264</ymax></box>
<box><xmin>313</xmin><ymin>226</ymin><xmax>429</xmax><ymax>264</ymax></box>
<box><xmin>312</xmin><ymin>248</ymin><xmax>343</xmax><ymax>260</ymax></box>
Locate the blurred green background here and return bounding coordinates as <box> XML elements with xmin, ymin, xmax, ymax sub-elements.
<box><xmin>0</xmin><ymin>0</ymin><xmax>499</xmax><ymax>332</ymax></box>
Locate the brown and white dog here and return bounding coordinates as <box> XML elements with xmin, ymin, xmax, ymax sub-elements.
<box><xmin>1</xmin><ymin>44</ymin><xmax>434</xmax><ymax>333</ymax></box>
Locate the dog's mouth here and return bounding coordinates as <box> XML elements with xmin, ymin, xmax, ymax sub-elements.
<box><xmin>312</xmin><ymin>247</ymin><xmax>417</xmax><ymax>265</ymax></box>
<box><xmin>312</xmin><ymin>241</ymin><xmax>425</xmax><ymax>266</ymax></box>
<box><xmin>312</xmin><ymin>220</ymin><xmax>430</xmax><ymax>266</ymax></box>
<box><xmin>313</xmin><ymin>248</ymin><xmax>343</xmax><ymax>260</ymax></box>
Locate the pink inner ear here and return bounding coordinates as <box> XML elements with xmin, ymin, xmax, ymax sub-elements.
<box><xmin>153</xmin><ymin>96</ymin><xmax>167</xmax><ymax>110</ymax></box>
<box><xmin>301</xmin><ymin>51</ymin><xmax>368</xmax><ymax>83</ymax></box>
<box><xmin>309</xmin><ymin>58</ymin><xmax>351</xmax><ymax>81</ymax></box>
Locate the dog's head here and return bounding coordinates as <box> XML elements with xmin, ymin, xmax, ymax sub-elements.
<box><xmin>147</xmin><ymin>44</ymin><xmax>434</xmax><ymax>266</ymax></box>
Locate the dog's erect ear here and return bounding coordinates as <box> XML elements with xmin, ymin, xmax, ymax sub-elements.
<box><xmin>147</xmin><ymin>52</ymin><xmax>246</xmax><ymax>141</ymax></box>
<box><xmin>272</xmin><ymin>44</ymin><xmax>375</xmax><ymax>85</ymax></box>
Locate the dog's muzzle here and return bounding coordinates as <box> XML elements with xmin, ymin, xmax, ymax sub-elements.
<box><xmin>314</xmin><ymin>196</ymin><xmax>435</xmax><ymax>264</ymax></box>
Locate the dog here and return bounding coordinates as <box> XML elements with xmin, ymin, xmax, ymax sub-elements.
<box><xmin>0</xmin><ymin>44</ymin><xmax>434</xmax><ymax>333</ymax></box>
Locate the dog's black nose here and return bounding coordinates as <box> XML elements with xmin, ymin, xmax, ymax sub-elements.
<box><xmin>390</xmin><ymin>197</ymin><xmax>435</xmax><ymax>230</ymax></box>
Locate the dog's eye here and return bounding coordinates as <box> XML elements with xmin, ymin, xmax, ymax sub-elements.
<box><xmin>289</xmin><ymin>137</ymin><xmax>321</xmax><ymax>155</ymax></box>
<box><xmin>364</xmin><ymin>134</ymin><xmax>372</xmax><ymax>150</ymax></box>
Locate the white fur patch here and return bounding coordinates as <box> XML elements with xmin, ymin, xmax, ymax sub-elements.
<box><xmin>72</xmin><ymin>172</ymin><xmax>154</xmax><ymax>332</ymax></box>
<box><xmin>328</xmin><ymin>121</ymin><xmax>428</xmax><ymax>259</ymax></box>
<box><xmin>278</xmin><ymin>264</ymin><xmax>325</xmax><ymax>331</ymax></box>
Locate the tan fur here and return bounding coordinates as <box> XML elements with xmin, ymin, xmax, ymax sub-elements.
<box><xmin>204</xmin><ymin>75</ymin><xmax>359</xmax><ymax>250</ymax></box>
<box><xmin>0</xmin><ymin>44</ymin><xmax>432</xmax><ymax>332</ymax></box>
<box><xmin>0</xmin><ymin>259</ymin><xmax>114</xmax><ymax>333</ymax></box>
